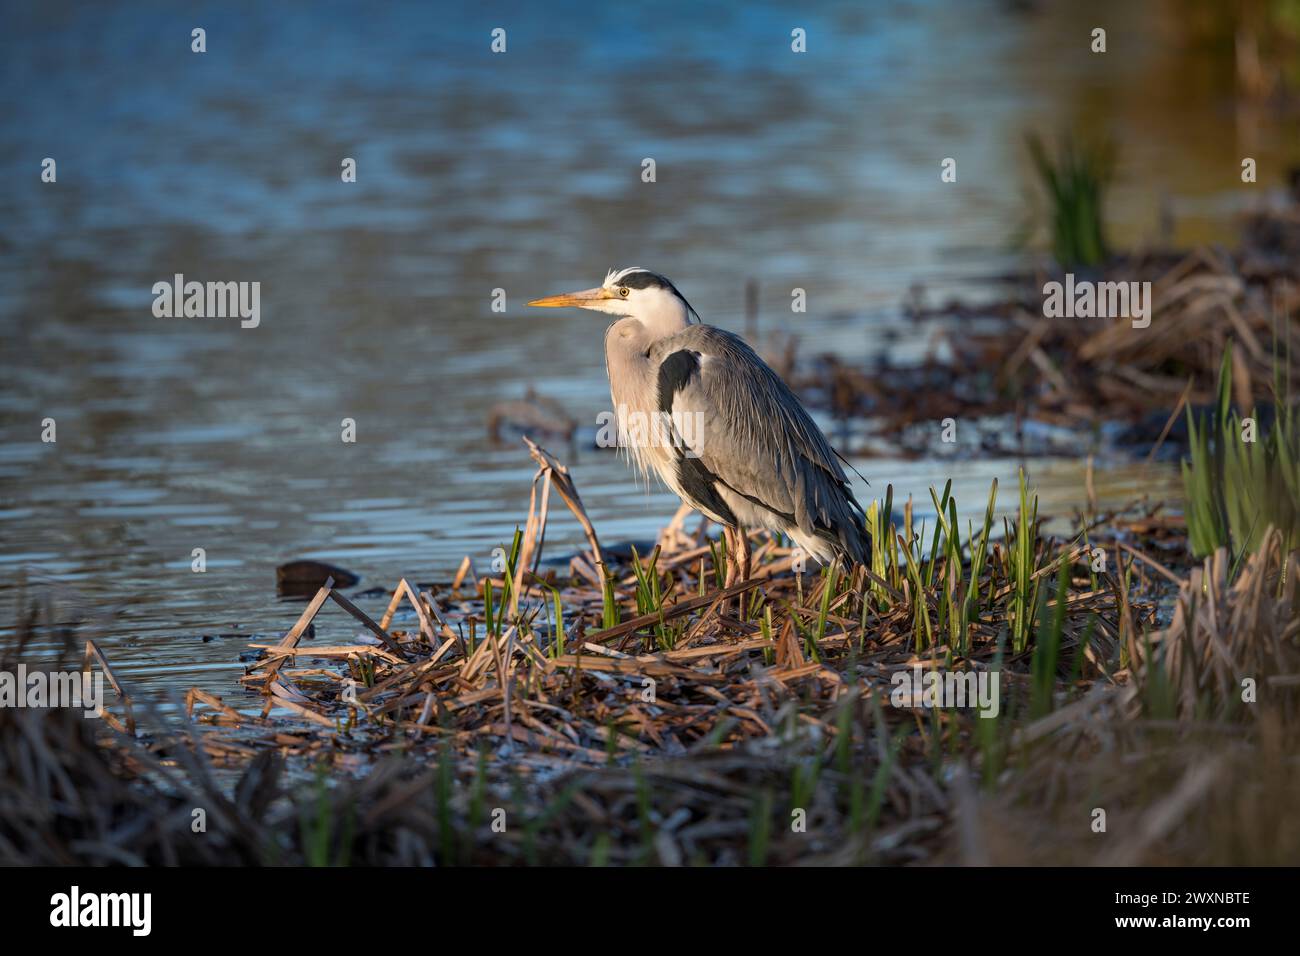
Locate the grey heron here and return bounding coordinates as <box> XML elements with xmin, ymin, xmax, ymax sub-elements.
<box><xmin>528</xmin><ymin>267</ymin><xmax>870</xmax><ymax>589</ymax></box>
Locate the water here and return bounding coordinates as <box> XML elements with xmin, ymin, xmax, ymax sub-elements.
<box><xmin>0</xmin><ymin>1</ymin><xmax>1275</xmax><ymax>701</ymax></box>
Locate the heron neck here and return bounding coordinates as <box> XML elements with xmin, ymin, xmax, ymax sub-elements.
<box><xmin>631</xmin><ymin>301</ymin><xmax>690</xmax><ymax>340</ymax></box>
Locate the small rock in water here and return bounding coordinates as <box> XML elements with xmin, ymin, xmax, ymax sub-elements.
<box><xmin>201</xmin><ymin>632</ymin><xmax>246</xmax><ymax>643</ymax></box>
<box><xmin>277</xmin><ymin>560</ymin><xmax>359</xmax><ymax>598</ymax></box>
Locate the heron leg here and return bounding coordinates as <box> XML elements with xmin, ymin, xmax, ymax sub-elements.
<box><xmin>733</xmin><ymin>528</ymin><xmax>753</xmax><ymax>619</ymax></box>
<box><xmin>721</xmin><ymin>526</ymin><xmax>737</xmax><ymax>590</ymax></box>
<box><xmin>735</xmin><ymin>527</ymin><xmax>751</xmax><ymax>582</ymax></box>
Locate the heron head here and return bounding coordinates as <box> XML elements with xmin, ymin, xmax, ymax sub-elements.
<box><xmin>528</xmin><ymin>267</ymin><xmax>698</xmax><ymax>333</ymax></box>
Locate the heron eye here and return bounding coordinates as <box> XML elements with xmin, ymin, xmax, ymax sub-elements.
<box><xmin>619</xmin><ymin>287</ymin><xmax>629</xmax><ymax>297</ymax></box>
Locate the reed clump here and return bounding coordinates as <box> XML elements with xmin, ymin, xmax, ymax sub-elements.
<box><xmin>1181</xmin><ymin>341</ymin><xmax>1299</xmax><ymax>557</ymax></box>
<box><xmin>15</xmin><ymin>437</ymin><xmax>1281</xmax><ymax>866</ymax></box>
<box><xmin>1024</xmin><ymin>132</ymin><xmax>1113</xmax><ymax>269</ymax></box>
<box><xmin>1134</xmin><ymin>526</ymin><xmax>1299</xmax><ymax>722</ymax></box>
<box><xmin>792</xmin><ymin>240</ymin><xmax>1299</xmax><ymax>447</ymax></box>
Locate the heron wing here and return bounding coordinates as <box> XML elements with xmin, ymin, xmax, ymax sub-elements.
<box><xmin>653</xmin><ymin>326</ymin><xmax>867</xmax><ymax>555</ymax></box>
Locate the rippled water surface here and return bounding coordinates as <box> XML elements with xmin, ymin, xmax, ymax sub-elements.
<box><xmin>0</xmin><ymin>1</ymin><xmax>1278</xmax><ymax>699</ymax></box>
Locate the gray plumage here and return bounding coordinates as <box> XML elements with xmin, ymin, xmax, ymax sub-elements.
<box><xmin>648</xmin><ymin>325</ymin><xmax>870</xmax><ymax>564</ymax></box>
<box><xmin>529</xmin><ymin>267</ymin><xmax>871</xmax><ymax>574</ymax></box>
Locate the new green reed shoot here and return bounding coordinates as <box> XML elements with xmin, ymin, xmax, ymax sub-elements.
<box><xmin>815</xmin><ymin>561</ymin><xmax>837</xmax><ymax>646</ymax></box>
<box><xmin>547</xmin><ymin>584</ymin><xmax>565</xmax><ymax>659</ymax></box>
<box><xmin>960</xmin><ymin>477</ymin><xmax>999</xmax><ymax>653</ymax></box>
<box><xmin>707</xmin><ymin>537</ymin><xmax>726</xmax><ymax>589</ymax></box>
<box><xmin>1007</xmin><ymin>468</ymin><xmax>1042</xmax><ymax>654</ymax></box>
<box><xmin>747</xmin><ymin>789</ymin><xmax>773</xmax><ymax>866</ymax></box>
<box><xmin>629</xmin><ymin>544</ymin><xmax>673</xmax><ymax>649</ymax></box>
<box><xmin>302</xmin><ymin>763</ymin><xmax>354</xmax><ymax>867</ymax></box>
<box><xmin>898</xmin><ymin>530</ymin><xmax>932</xmax><ymax>652</ymax></box>
<box><xmin>1025</xmin><ymin>132</ymin><xmax>1113</xmax><ymax>269</ymax></box>
<box><xmin>1182</xmin><ymin>339</ymin><xmax>1298</xmax><ymax>559</ymax></box>
<box><xmin>868</xmin><ymin>476</ymin><xmax>1002</xmax><ymax>654</ymax></box>
<box><xmin>634</xmin><ymin>761</ymin><xmax>653</xmax><ymax>866</ymax></box>
<box><xmin>976</xmin><ymin>633</ymin><xmax>1010</xmax><ymax>788</ymax></box>
<box><xmin>1030</xmin><ymin>556</ymin><xmax>1070</xmax><ymax>719</ymax></box>
<box><xmin>761</xmin><ymin>604</ymin><xmax>775</xmax><ymax>665</ymax></box>
<box><xmin>928</xmin><ymin>483</ymin><xmax>963</xmax><ymax>651</ymax></box>
<box><xmin>923</xmin><ymin>479</ymin><xmax>953</xmax><ymax>589</ymax></box>
<box><xmin>600</xmin><ymin>563</ymin><xmax>619</xmax><ymax>630</ymax></box>
<box><xmin>790</xmin><ymin>758</ymin><xmax>819</xmax><ymax>819</ymax></box>
<box><xmin>866</xmin><ymin>707</ymin><xmax>908</xmax><ymax>837</ymax></box>
<box><xmin>865</xmin><ymin>483</ymin><xmax>897</xmax><ymax>607</ymax></box>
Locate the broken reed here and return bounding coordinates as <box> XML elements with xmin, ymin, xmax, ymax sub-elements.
<box><xmin>1182</xmin><ymin>339</ymin><xmax>1299</xmax><ymax>559</ymax></box>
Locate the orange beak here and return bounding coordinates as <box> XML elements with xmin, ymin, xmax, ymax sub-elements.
<box><xmin>526</xmin><ymin>286</ymin><xmax>615</xmax><ymax>309</ymax></box>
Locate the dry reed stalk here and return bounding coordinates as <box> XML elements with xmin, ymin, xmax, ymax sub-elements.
<box><xmin>1137</xmin><ymin>526</ymin><xmax>1300</xmax><ymax>719</ymax></box>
